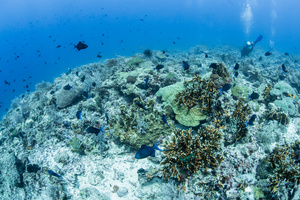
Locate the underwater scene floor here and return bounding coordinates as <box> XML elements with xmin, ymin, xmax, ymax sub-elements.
<box><xmin>1</xmin><ymin>45</ymin><xmax>300</xmax><ymax>200</ymax></box>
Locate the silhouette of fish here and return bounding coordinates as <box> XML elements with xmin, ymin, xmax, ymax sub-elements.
<box><xmin>74</xmin><ymin>41</ymin><xmax>88</xmax><ymax>51</ymax></box>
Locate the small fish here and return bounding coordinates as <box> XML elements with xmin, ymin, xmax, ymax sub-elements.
<box><xmin>234</xmin><ymin>71</ymin><xmax>239</xmax><ymax>77</ymax></box>
<box><xmin>182</xmin><ymin>61</ymin><xmax>189</xmax><ymax>71</ymax></box>
<box><xmin>76</xmin><ymin>110</ymin><xmax>82</xmax><ymax>120</ymax></box>
<box><xmin>82</xmin><ymin>91</ymin><xmax>90</xmax><ymax>99</ymax></box>
<box><xmin>74</xmin><ymin>41</ymin><xmax>88</xmax><ymax>51</ymax></box>
<box><xmin>154</xmin><ymin>64</ymin><xmax>164</xmax><ymax>70</ymax></box>
<box><xmin>265</xmin><ymin>51</ymin><xmax>272</xmax><ymax>56</ymax></box>
<box><xmin>248</xmin><ymin>92</ymin><xmax>259</xmax><ymax>100</ymax></box>
<box><xmin>80</xmin><ymin>75</ymin><xmax>85</xmax><ymax>82</ymax></box>
<box><xmin>135</xmin><ymin>141</ymin><xmax>164</xmax><ymax>159</ymax></box>
<box><xmin>282</xmin><ymin>64</ymin><xmax>288</xmax><ymax>73</ymax></box>
<box><xmin>173</xmin><ymin>41</ymin><xmax>176</xmax><ymax>44</ymax></box>
<box><xmin>162</xmin><ymin>115</ymin><xmax>169</xmax><ymax>126</ymax></box>
<box><xmin>135</xmin><ymin>102</ymin><xmax>148</xmax><ymax>111</ymax></box>
<box><xmin>97</xmin><ymin>52</ymin><xmax>102</xmax><ymax>58</ymax></box>
<box><xmin>47</xmin><ymin>170</ymin><xmax>65</xmax><ymax>180</ymax></box>
<box><xmin>244</xmin><ymin>114</ymin><xmax>257</xmax><ymax>128</ymax></box>
<box><xmin>258</xmin><ymin>57</ymin><xmax>262</xmax><ymax>61</ymax></box>
<box><xmin>56</xmin><ymin>45</ymin><xmax>61</xmax><ymax>48</ymax></box>
<box><xmin>219</xmin><ymin>84</ymin><xmax>231</xmax><ymax>95</ymax></box>
<box><xmin>209</xmin><ymin>63</ymin><xmax>218</xmax><ymax>69</ymax></box>
<box><xmin>63</xmin><ymin>84</ymin><xmax>72</xmax><ymax>90</ymax></box>
<box><xmin>205</xmin><ymin>53</ymin><xmax>208</xmax><ymax>58</ymax></box>
<box><xmin>284</xmin><ymin>52</ymin><xmax>289</xmax><ymax>56</ymax></box>
<box><xmin>233</xmin><ymin>63</ymin><xmax>239</xmax><ymax>70</ymax></box>
<box><xmin>86</xmin><ymin>126</ymin><xmax>107</xmax><ymax>136</ymax></box>
<box><xmin>162</xmin><ymin>50</ymin><xmax>166</xmax><ymax>54</ymax></box>
<box><xmin>105</xmin><ymin>112</ymin><xmax>109</xmax><ymax>125</ymax></box>
<box><xmin>144</xmin><ymin>77</ymin><xmax>149</xmax><ymax>89</ymax></box>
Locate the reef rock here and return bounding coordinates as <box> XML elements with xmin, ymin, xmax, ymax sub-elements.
<box><xmin>55</xmin><ymin>88</ymin><xmax>82</xmax><ymax>109</ymax></box>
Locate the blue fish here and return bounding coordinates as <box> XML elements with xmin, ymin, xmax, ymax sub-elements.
<box><xmin>233</xmin><ymin>63</ymin><xmax>239</xmax><ymax>70</ymax></box>
<box><xmin>282</xmin><ymin>64</ymin><xmax>288</xmax><ymax>73</ymax></box>
<box><xmin>82</xmin><ymin>91</ymin><xmax>90</xmax><ymax>99</ymax></box>
<box><xmin>244</xmin><ymin>114</ymin><xmax>257</xmax><ymax>129</ymax></box>
<box><xmin>219</xmin><ymin>84</ymin><xmax>231</xmax><ymax>95</ymax></box>
<box><xmin>135</xmin><ymin>102</ymin><xmax>148</xmax><ymax>111</ymax></box>
<box><xmin>63</xmin><ymin>84</ymin><xmax>73</xmax><ymax>90</ymax></box>
<box><xmin>182</xmin><ymin>61</ymin><xmax>189</xmax><ymax>71</ymax></box>
<box><xmin>86</xmin><ymin>126</ymin><xmax>107</xmax><ymax>136</ymax></box>
<box><xmin>144</xmin><ymin>77</ymin><xmax>149</xmax><ymax>89</ymax></box>
<box><xmin>248</xmin><ymin>92</ymin><xmax>259</xmax><ymax>100</ymax></box>
<box><xmin>135</xmin><ymin>141</ymin><xmax>164</xmax><ymax>159</ymax></box>
<box><xmin>76</xmin><ymin>110</ymin><xmax>82</xmax><ymax>120</ymax></box>
<box><xmin>47</xmin><ymin>170</ymin><xmax>65</xmax><ymax>180</ymax></box>
<box><xmin>162</xmin><ymin>115</ymin><xmax>169</xmax><ymax>126</ymax></box>
<box><xmin>154</xmin><ymin>64</ymin><xmax>164</xmax><ymax>70</ymax></box>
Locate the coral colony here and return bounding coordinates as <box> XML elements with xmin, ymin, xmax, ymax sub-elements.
<box><xmin>1</xmin><ymin>46</ymin><xmax>300</xmax><ymax>199</ymax></box>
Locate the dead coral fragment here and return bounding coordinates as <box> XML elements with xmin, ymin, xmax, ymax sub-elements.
<box><xmin>174</xmin><ymin>75</ymin><xmax>218</xmax><ymax>113</ymax></box>
<box><xmin>161</xmin><ymin>127</ymin><xmax>223</xmax><ymax>181</ymax></box>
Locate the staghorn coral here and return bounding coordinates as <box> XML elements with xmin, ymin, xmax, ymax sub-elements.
<box><xmin>264</xmin><ymin>109</ymin><xmax>290</xmax><ymax>125</ymax></box>
<box><xmin>108</xmin><ymin>98</ymin><xmax>174</xmax><ymax>148</ymax></box>
<box><xmin>174</xmin><ymin>75</ymin><xmax>218</xmax><ymax>114</ymax></box>
<box><xmin>262</xmin><ymin>82</ymin><xmax>273</xmax><ymax>102</ymax></box>
<box><xmin>160</xmin><ymin>126</ymin><xmax>223</xmax><ymax>181</ymax></box>
<box><xmin>232</xmin><ymin>98</ymin><xmax>252</xmax><ymax>141</ymax></box>
<box><xmin>267</xmin><ymin>142</ymin><xmax>300</xmax><ymax>195</ymax></box>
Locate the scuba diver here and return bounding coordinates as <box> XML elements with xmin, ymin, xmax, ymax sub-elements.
<box><xmin>241</xmin><ymin>35</ymin><xmax>263</xmax><ymax>57</ymax></box>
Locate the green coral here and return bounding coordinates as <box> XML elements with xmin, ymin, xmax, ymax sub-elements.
<box><xmin>232</xmin><ymin>85</ymin><xmax>251</xmax><ymax>99</ymax></box>
<box><xmin>109</xmin><ymin>98</ymin><xmax>174</xmax><ymax>148</ymax></box>
<box><xmin>126</xmin><ymin>56</ymin><xmax>145</xmax><ymax>67</ymax></box>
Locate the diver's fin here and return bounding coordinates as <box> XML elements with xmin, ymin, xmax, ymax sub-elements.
<box><xmin>253</xmin><ymin>35</ymin><xmax>263</xmax><ymax>45</ymax></box>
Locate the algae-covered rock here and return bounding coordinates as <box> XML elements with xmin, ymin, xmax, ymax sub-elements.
<box><xmin>55</xmin><ymin>88</ymin><xmax>82</xmax><ymax>109</ymax></box>
<box><xmin>126</xmin><ymin>56</ymin><xmax>145</xmax><ymax>67</ymax></box>
<box><xmin>232</xmin><ymin>85</ymin><xmax>251</xmax><ymax>99</ymax></box>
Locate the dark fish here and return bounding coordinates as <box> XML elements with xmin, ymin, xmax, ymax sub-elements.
<box><xmin>74</xmin><ymin>41</ymin><xmax>88</xmax><ymax>51</ymax></box>
<box><xmin>205</xmin><ymin>53</ymin><xmax>208</xmax><ymax>58</ymax></box>
<box><xmin>177</xmin><ymin>37</ymin><xmax>180</xmax><ymax>40</ymax></box>
<box><xmin>82</xmin><ymin>91</ymin><xmax>90</xmax><ymax>99</ymax></box>
<box><xmin>258</xmin><ymin>57</ymin><xmax>262</xmax><ymax>61</ymax></box>
<box><xmin>219</xmin><ymin>84</ymin><xmax>231</xmax><ymax>95</ymax></box>
<box><xmin>173</xmin><ymin>41</ymin><xmax>176</xmax><ymax>44</ymax></box>
<box><xmin>182</xmin><ymin>61</ymin><xmax>189</xmax><ymax>70</ymax></box>
<box><xmin>282</xmin><ymin>64</ymin><xmax>288</xmax><ymax>73</ymax></box>
<box><xmin>97</xmin><ymin>53</ymin><xmax>102</xmax><ymax>58</ymax></box>
<box><xmin>162</xmin><ymin>115</ymin><xmax>169</xmax><ymax>126</ymax></box>
<box><xmin>92</xmin><ymin>82</ymin><xmax>96</xmax><ymax>87</ymax></box>
<box><xmin>265</xmin><ymin>51</ymin><xmax>271</xmax><ymax>56</ymax></box>
<box><xmin>209</xmin><ymin>63</ymin><xmax>218</xmax><ymax>69</ymax></box>
<box><xmin>56</xmin><ymin>45</ymin><xmax>61</xmax><ymax>48</ymax></box>
<box><xmin>247</xmin><ymin>114</ymin><xmax>256</xmax><ymax>126</ymax></box>
<box><xmin>233</xmin><ymin>63</ymin><xmax>239</xmax><ymax>70</ymax></box>
<box><xmin>4</xmin><ymin>80</ymin><xmax>10</xmax><ymax>85</ymax></box>
<box><xmin>135</xmin><ymin>141</ymin><xmax>164</xmax><ymax>159</ymax></box>
<box><xmin>144</xmin><ymin>77</ymin><xmax>149</xmax><ymax>89</ymax></box>
<box><xmin>76</xmin><ymin>110</ymin><xmax>82</xmax><ymax>120</ymax></box>
<box><xmin>80</xmin><ymin>75</ymin><xmax>85</xmax><ymax>82</ymax></box>
<box><xmin>135</xmin><ymin>102</ymin><xmax>148</xmax><ymax>111</ymax></box>
<box><xmin>63</xmin><ymin>84</ymin><xmax>72</xmax><ymax>90</ymax></box>
<box><xmin>284</xmin><ymin>52</ymin><xmax>289</xmax><ymax>56</ymax></box>
<box><xmin>234</xmin><ymin>71</ymin><xmax>239</xmax><ymax>77</ymax></box>
<box><xmin>162</xmin><ymin>50</ymin><xmax>166</xmax><ymax>54</ymax></box>
<box><xmin>248</xmin><ymin>92</ymin><xmax>259</xmax><ymax>100</ymax></box>
<box><xmin>86</xmin><ymin>126</ymin><xmax>107</xmax><ymax>136</ymax></box>
<box><xmin>105</xmin><ymin>113</ymin><xmax>109</xmax><ymax>125</ymax></box>
<box><xmin>154</xmin><ymin>64</ymin><xmax>164</xmax><ymax>70</ymax></box>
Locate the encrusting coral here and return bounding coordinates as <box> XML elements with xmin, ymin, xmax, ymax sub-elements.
<box><xmin>160</xmin><ymin>125</ymin><xmax>223</xmax><ymax>181</ymax></box>
<box><xmin>108</xmin><ymin>97</ymin><xmax>174</xmax><ymax>148</ymax></box>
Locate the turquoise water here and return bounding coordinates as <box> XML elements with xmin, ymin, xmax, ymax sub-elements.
<box><xmin>0</xmin><ymin>0</ymin><xmax>300</xmax><ymax>118</ymax></box>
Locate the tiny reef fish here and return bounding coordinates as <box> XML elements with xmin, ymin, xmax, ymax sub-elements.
<box><xmin>63</xmin><ymin>84</ymin><xmax>72</xmax><ymax>90</ymax></box>
<box><xmin>135</xmin><ymin>140</ymin><xmax>165</xmax><ymax>159</ymax></box>
<box><xmin>282</xmin><ymin>64</ymin><xmax>288</xmax><ymax>73</ymax></box>
<box><xmin>233</xmin><ymin>63</ymin><xmax>239</xmax><ymax>70</ymax></box>
<box><xmin>244</xmin><ymin>114</ymin><xmax>257</xmax><ymax>129</ymax></box>
<box><xmin>265</xmin><ymin>51</ymin><xmax>272</xmax><ymax>56</ymax></box>
<box><xmin>182</xmin><ymin>61</ymin><xmax>190</xmax><ymax>71</ymax></box>
<box><xmin>74</xmin><ymin>41</ymin><xmax>88</xmax><ymax>51</ymax></box>
<box><xmin>76</xmin><ymin>110</ymin><xmax>82</xmax><ymax>120</ymax></box>
<box><xmin>248</xmin><ymin>92</ymin><xmax>259</xmax><ymax>100</ymax></box>
<box><xmin>162</xmin><ymin>115</ymin><xmax>169</xmax><ymax>126</ymax></box>
<box><xmin>135</xmin><ymin>102</ymin><xmax>148</xmax><ymax>111</ymax></box>
<box><xmin>154</xmin><ymin>64</ymin><xmax>164</xmax><ymax>70</ymax></box>
<box><xmin>86</xmin><ymin>126</ymin><xmax>107</xmax><ymax>136</ymax></box>
<box><xmin>219</xmin><ymin>84</ymin><xmax>231</xmax><ymax>95</ymax></box>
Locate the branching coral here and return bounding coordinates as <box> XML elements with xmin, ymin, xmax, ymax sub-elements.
<box><xmin>174</xmin><ymin>75</ymin><xmax>218</xmax><ymax>113</ymax></box>
<box><xmin>264</xmin><ymin>109</ymin><xmax>290</xmax><ymax>125</ymax></box>
<box><xmin>262</xmin><ymin>83</ymin><xmax>274</xmax><ymax>102</ymax></box>
<box><xmin>160</xmin><ymin>126</ymin><xmax>223</xmax><ymax>181</ymax></box>
<box><xmin>232</xmin><ymin>98</ymin><xmax>252</xmax><ymax>141</ymax></box>
<box><xmin>267</xmin><ymin>142</ymin><xmax>300</xmax><ymax>194</ymax></box>
<box><xmin>108</xmin><ymin>98</ymin><xmax>174</xmax><ymax>148</ymax></box>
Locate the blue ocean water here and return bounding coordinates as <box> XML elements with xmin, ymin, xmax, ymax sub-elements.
<box><xmin>0</xmin><ymin>0</ymin><xmax>299</xmax><ymax>118</ymax></box>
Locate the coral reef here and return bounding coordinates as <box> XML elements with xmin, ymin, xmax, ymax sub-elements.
<box><xmin>231</xmin><ymin>99</ymin><xmax>252</xmax><ymax>141</ymax></box>
<box><xmin>264</xmin><ymin>109</ymin><xmax>290</xmax><ymax>125</ymax></box>
<box><xmin>108</xmin><ymin>97</ymin><xmax>174</xmax><ymax>148</ymax></box>
<box><xmin>160</xmin><ymin>125</ymin><xmax>223</xmax><ymax>181</ymax></box>
<box><xmin>267</xmin><ymin>142</ymin><xmax>300</xmax><ymax>195</ymax></box>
